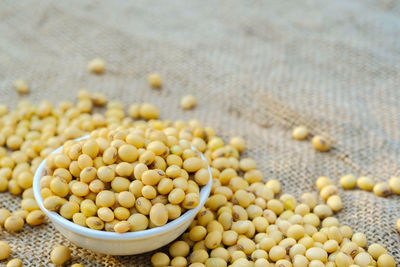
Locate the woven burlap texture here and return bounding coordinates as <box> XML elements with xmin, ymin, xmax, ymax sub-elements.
<box><xmin>0</xmin><ymin>0</ymin><xmax>400</xmax><ymax>266</ymax></box>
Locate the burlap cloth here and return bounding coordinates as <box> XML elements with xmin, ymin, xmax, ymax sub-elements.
<box><xmin>0</xmin><ymin>0</ymin><xmax>399</xmax><ymax>266</ymax></box>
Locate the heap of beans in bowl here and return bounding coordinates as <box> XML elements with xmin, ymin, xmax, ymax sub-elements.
<box><xmin>41</xmin><ymin>124</ymin><xmax>211</xmax><ymax>233</ymax></box>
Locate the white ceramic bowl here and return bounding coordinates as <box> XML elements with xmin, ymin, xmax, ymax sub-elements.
<box><xmin>32</xmin><ymin>136</ymin><xmax>212</xmax><ymax>255</ymax></box>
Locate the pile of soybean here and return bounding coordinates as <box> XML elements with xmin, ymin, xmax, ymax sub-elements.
<box><xmin>150</xmin><ymin>135</ymin><xmax>396</xmax><ymax>266</ymax></box>
<box><xmin>42</xmin><ymin>126</ymin><xmax>207</xmax><ymax>233</ymax></box>
<box><xmin>0</xmin><ymin>86</ymin><xmax>396</xmax><ymax>266</ymax></box>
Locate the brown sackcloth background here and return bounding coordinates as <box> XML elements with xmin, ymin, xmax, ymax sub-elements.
<box><xmin>0</xmin><ymin>0</ymin><xmax>400</xmax><ymax>266</ymax></box>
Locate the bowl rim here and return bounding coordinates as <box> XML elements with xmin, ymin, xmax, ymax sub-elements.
<box><xmin>33</xmin><ymin>135</ymin><xmax>212</xmax><ymax>241</ymax></box>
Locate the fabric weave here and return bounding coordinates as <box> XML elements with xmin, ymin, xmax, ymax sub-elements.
<box><xmin>0</xmin><ymin>0</ymin><xmax>399</xmax><ymax>266</ymax></box>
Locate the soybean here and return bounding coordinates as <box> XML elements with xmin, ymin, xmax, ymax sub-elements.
<box><xmin>292</xmin><ymin>126</ymin><xmax>309</xmax><ymax>140</ymax></box>
<box><xmin>312</xmin><ymin>135</ymin><xmax>330</xmax><ymax>152</ymax></box>
<box><xmin>181</xmin><ymin>95</ymin><xmax>197</xmax><ymax>110</ymax></box>
<box><xmin>340</xmin><ymin>174</ymin><xmax>357</xmax><ymax>190</ymax></box>
<box><xmin>50</xmin><ymin>245</ymin><xmax>71</xmax><ymax>265</ymax></box>
<box><xmin>0</xmin><ymin>241</ymin><xmax>10</xmax><ymax>260</ymax></box>
<box><xmin>88</xmin><ymin>58</ymin><xmax>105</xmax><ymax>74</ymax></box>
<box><xmin>147</xmin><ymin>73</ymin><xmax>162</xmax><ymax>88</ymax></box>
